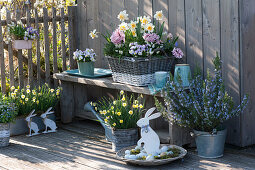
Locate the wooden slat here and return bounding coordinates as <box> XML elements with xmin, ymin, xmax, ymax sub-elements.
<box><xmin>220</xmin><ymin>0</ymin><xmax>241</xmax><ymax>146</ymax></box>
<box><xmin>60</xmin><ymin>8</ymin><xmax>67</xmax><ymax>71</ymax></box>
<box><xmin>185</xmin><ymin>0</ymin><xmax>203</xmax><ymax>73</ymax></box>
<box><xmin>99</xmin><ymin>0</ymin><xmax>112</xmax><ymax>68</ymax></box>
<box><xmin>202</xmin><ymin>0</ymin><xmax>220</xmax><ymax>76</ymax></box>
<box><xmin>16</xmin><ymin>10</ymin><xmax>24</xmax><ymax>89</ymax></box>
<box><xmin>6</xmin><ymin>10</ymin><xmax>15</xmax><ymax>87</ymax></box>
<box><xmin>43</xmin><ymin>8</ymin><xmax>50</xmax><ymax>85</ymax></box>
<box><xmin>68</xmin><ymin>6</ymin><xmax>75</xmax><ymax>69</ymax></box>
<box><xmin>111</xmin><ymin>0</ymin><xmax>125</xmax><ymax>28</ymax></box>
<box><xmin>153</xmin><ymin>0</ymin><xmax>168</xmax><ymax>31</ymax></box>
<box><xmin>0</xmin><ymin>13</ymin><xmax>6</xmax><ymax>93</ymax></box>
<box><xmin>124</xmin><ymin>0</ymin><xmax>138</xmax><ymax>20</ymax></box>
<box><xmin>138</xmin><ymin>0</ymin><xmax>153</xmax><ymax>17</ymax></box>
<box><xmin>168</xmin><ymin>0</ymin><xmax>186</xmax><ymax>63</ymax></box>
<box><xmin>26</xmin><ymin>6</ymin><xmax>33</xmax><ymax>87</ymax></box>
<box><xmin>35</xmin><ymin>9</ymin><xmax>41</xmax><ymax>86</ymax></box>
<box><xmin>52</xmin><ymin>7</ymin><xmax>58</xmax><ymax>87</ymax></box>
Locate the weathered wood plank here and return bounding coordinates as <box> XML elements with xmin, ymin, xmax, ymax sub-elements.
<box><xmin>153</xmin><ymin>0</ymin><xmax>168</xmax><ymax>31</ymax></box>
<box><xmin>202</xmin><ymin>0</ymin><xmax>220</xmax><ymax>76</ymax></box>
<box><xmin>168</xmin><ymin>0</ymin><xmax>186</xmax><ymax>62</ymax></box>
<box><xmin>185</xmin><ymin>0</ymin><xmax>203</xmax><ymax>73</ymax></box>
<box><xmin>60</xmin><ymin>8</ymin><xmax>67</xmax><ymax>71</ymax></box>
<box><xmin>221</xmin><ymin>0</ymin><xmax>241</xmax><ymax>146</ymax></box>
<box><xmin>35</xmin><ymin>9</ymin><xmax>41</xmax><ymax>86</ymax></box>
<box><xmin>111</xmin><ymin>0</ymin><xmax>125</xmax><ymax>28</ymax></box>
<box><xmin>52</xmin><ymin>7</ymin><xmax>58</xmax><ymax>87</ymax></box>
<box><xmin>26</xmin><ymin>6</ymin><xmax>33</xmax><ymax>87</ymax></box>
<box><xmin>77</xmin><ymin>0</ymin><xmax>88</xmax><ymax>54</ymax></box>
<box><xmin>68</xmin><ymin>6</ymin><xmax>76</xmax><ymax>69</ymax></box>
<box><xmin>138</xmin><ymin>0</ymin><xmax>153</xmax><ymax>17</ymax></box>
<box><xmin>60</xmin><ymin>81</ymin><xmax>74</xmax><ymax>123</ymax></box>
<box><xmin>124</xmin><ymin>0</ymin><xmax>138</xmax><ymax>20</ymax></box>
<box><xmin>16</xmin><ymin>10</ymin><xmax>24</xmax><ymax>89</ymax></box>
<box><xmin>43</xmin><ymin>8</ymin><xmax>50</xmax><ymax>85</ymax></box>
<box><xmin>6</xmin><ymin>10</ymin><xmax>15</xmax><ymax>87</ymax></box>
<box><xmin>240</xmin><ymin>0</ymin><xmax>255</xmax><ymax>147</ymax></box>
<box><xmin>0</xmin><ymin>13</ymin><xmax>6</xmax><ymax>93</ymax></box>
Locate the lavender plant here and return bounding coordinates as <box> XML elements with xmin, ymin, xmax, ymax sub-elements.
<box><xmin>0</xmin><ymin>97</ymin><xmax>17</xmax><ymax>123</ymax></box>
<box><xmin>155</xmin><ymin>53</ymin><xmax>248</xmax><ymax>132</ymax></box>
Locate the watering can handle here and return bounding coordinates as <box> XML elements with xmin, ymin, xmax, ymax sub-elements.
<box><xmin>190</xmin><ymin>132</ymin><xmax>201</xmax><ymax>137</ymax></box>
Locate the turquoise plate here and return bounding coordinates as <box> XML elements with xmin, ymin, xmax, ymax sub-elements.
<box><xmin>64</xmin><ymin>68</ymin><xmax>112</xmax><ymax>78</ymax></box>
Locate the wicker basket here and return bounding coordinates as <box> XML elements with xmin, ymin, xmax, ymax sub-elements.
<box><xmin>106</xmin><ymin>56</ymin><xmax>175</xmax><ymax>86</ymax></box>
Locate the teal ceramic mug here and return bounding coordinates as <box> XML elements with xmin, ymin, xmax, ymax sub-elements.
<box><xmin>155</xmin><ymin>71</ymin><xmax>168</xmax><ymax>88</ymax></box>
<box><xmin>174</xmin><ymin>64</ymin><xmax>191</xmax><ymax>87</ymax></box>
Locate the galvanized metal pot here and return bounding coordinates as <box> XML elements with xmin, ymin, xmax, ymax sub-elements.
<box><xmin>0</xmin><ymin>123</ymin><xmax>10</xmax><ymax>147</ymax></box>
<box><xmin>193</xmin><ymin>129</ymin><xmax>227</xmax><ymax>158</ymax></box>
<box><xmin>111</xmin><ymin>128</ymin><xmax>139</xmax><ymax>152</ymax></box>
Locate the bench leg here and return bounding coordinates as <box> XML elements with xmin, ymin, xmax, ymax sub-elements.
<box><xmin>60</xmin><ymin>81</ymin><xmax>74</xmax><ymax>123</ymax></box>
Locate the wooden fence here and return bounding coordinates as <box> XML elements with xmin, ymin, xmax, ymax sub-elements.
<box><xmin>0</xmin><ymin>6</ymin><xmax>77</xmax><ymax>93</ymax></box>
<box><xmin>76</xmin><ymin>0</ymin><xmax>255</xmax><ymax>147</ymax></box>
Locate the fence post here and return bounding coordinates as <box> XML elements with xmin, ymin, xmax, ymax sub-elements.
<box><xmin>35</xmin><ymin>9</ymin><xmax>41</xmax><ymax>86</ymax></box>
<box><xmin>68</xmin><ymin>6</ymin><xmax>77</xmax><ymax>69</ymax></box>
<box><xmin>43</xmin><ymin>8</ymin><xmax>50</xmax><ymax>85</ymax></box>
<box><xmin>52</xmin><ymin>7</ymin><xmax>58</xmax><ymax>87</ymax></box>
<box><xmin>26</xmin><ymin>6</ymin><xmax>33</xmax><ymax>87</ymax></box>
<box><xmin>61</xmin><ymin>8</ymin><xmax>67</xmax><ymax>71</ymax></box>
<box><xmin>0</xmin><ymin>13</ymin><xmax>6</xmax><ymax>94</ymax></box>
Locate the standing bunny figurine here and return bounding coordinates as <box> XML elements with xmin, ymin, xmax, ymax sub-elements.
<box><xmin>41</xmin><ymin>107</ymin><xmax>57</xmax><ymax>133</ymax></box>
<box><xmin>26</xmin><ymin>109</ymin><xmax>40</xmax><ymax>137</ymax></box>
<box><xmin>137</xmin><ymin>107</ymin><xmax>162</xmax><ymax>155</ymax></box>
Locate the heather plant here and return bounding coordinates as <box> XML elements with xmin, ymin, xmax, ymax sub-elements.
<box><xmin>95</xmin><ymin>91</ymin><xmax>145</xmax><ymax>129</ymax></box>
<box><xmin>155</xmin><ymin>53</ymin><xmax>248</xmax><ymax>132</ymax></box>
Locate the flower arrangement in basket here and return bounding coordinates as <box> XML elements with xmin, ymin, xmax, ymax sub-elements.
<box><xmin>155</xmin><ymin>53</ymin><xmax>249</xmax><ymax>158</ymax></box>
<box><xmin>90</xmin><ymin>10</ymin><xmax>184</xmax><ymax>86</ymax></box>
<box><xmin>73</xmin><ymin>48</ymin><xmax>96</xmax><ymax>76</ymax></box>
<box><xmin>8</xmin><ymin>21</ymin><xmax>38</xmax><ymax>50</ymax></box>
<box><xmin>94</xmin><ymin>90</ymin><xmax>145</xmax><ymax>151</ymax></box>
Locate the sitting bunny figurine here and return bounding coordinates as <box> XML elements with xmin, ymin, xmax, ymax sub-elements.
<box><xmin>137</xmin><ymin>107</ymin><xmax>162</xmax><ymax>155</ymax></box>
<box><xmin>26</xmin><ymin>109</ymin><xmax>39</xmax><ymax>137</ymax></box>
<box><xmin>41</xmin><ymin>107</ymin><xmax>57</xmax><ymax>133</ymax></box>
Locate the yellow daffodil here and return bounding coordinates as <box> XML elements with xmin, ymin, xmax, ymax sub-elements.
<box><xmin>117</xmin><ymin>112</ymin><xmax>121</xmax><ymax>116</ymax></box>
<box><xmin>154</xmin><ymin>10</ymin><xmax>163</xmax><ymax>20</ymax></box>
<box><xmin>32</xmin><ymin>90</ymin><xmax>36</xmax><ymax>95</ymax></box>
<box><xmin>111</xmin><ymin>106</ymin><xmax>114</xmax><ymax>110</ymax></box>
<box><xmin>102</xmin><ymin>110</ymin><xmax>107</xmax><ymax>115</ymax></box>
<box><xmin>26</xmin><ymin>89</ymin><xmax>31</xmax><ymax>93</ymax></box>
<box><xmin>133</xmin><ymin>104</ymin><xmax>139</xmax><ymax>109</ymax></box>
<box><xmin>95</xmin><ymin>107</ymin><xmax>98</xmax><ymax>111</ymax></box>
<box><xmin>14</xmin><ymin>89</ymin><xmax>18</xmax><ymax>93</ymax></box>
<box><xmin>122</xmin><ymin>97</ymin><xmax>126</xmax><ymax>101</ymax></box>
<box><xmin>129</xmin><ymin>110</ymin><xmax>133</xmax><ymax>115</ymax></box>
<box><xmin>104</xmin><ymin>119</ymin><xmax>108</xmax><ymax>123</ymax></box>
<box><xmin>100</xmin><ymin>110</ymin><xmax>103</xmax><ymax>114</ymax></box>
<box><xmin>134</xmin><ymin>100</ymin><xmax>138</xmax><ymax>104</ymax></box>
<box><xmin>120</xmin><ymin>120</ymin><xmax>123</xmax><ymax>124</ymax></box>
<box><xmin>38</xmin><ymin>93</ymin><xmax>42</xmax><ymax>96</ymax></box>
<box><xmin>130</xmin><ymin>21</ymin><xmax>136</xmax><ymax>29</ymax></box>
<box><xmin>50</xmin><ymin>89</ymin><xmax>54</xmax><ymax>93</ymax></box>
<box><xmin>113</xmin><ymin>101</ymin><xmax>117</xmax><ymax>105</ymax></box>
<box><xmin>56</xmin><ymin>92</ymin><xmax>60</xmax><ymax>96</ymax></box>
<box><xmin>112</xmin><ymin>123</ymin><xmax>116</xmax><ymax>126</ymax></box>
<box><xmin>26</xmin><ymin>85</ymin><xmax>30</xmax><ymax>89</ymax></box>
<box><xmin>20</xmin><ymin>100</ymin><xmax>23</xmax><ymax>103</ymax></box>
<box><xmin>120</xmin><ymin>90</ymin><xmax>124</xmax><ymax>95</ymax></box>
<box><xmin>11</xmin><ymin>86</ymin><xmax>15</xmax><ymax>91</ymax></box>
<box><xmin>131</xmin><ymin>30</ymin><xmax>136</xmax><ymax>37</ymax></box>
<box><xmin>119</xmin><ymin>22</ymin><xmax>128</xmax><ymax>31</ymax></box>
<box><xmin>21</xmin><ymin>94</ymin><xmax>25</xmax><ymax>99</ymax></box>
<box><xmin>117</xmin><ymin>10</ymin><xmax>129</xmax><ymax>21</ymax></box>
<box><xmin>32</xmin><ymin>98</ymin><xmax>36</xmax><ymax>102</ymax></box>
<box><xmin>107</xmin><ymin>110</ymin><xmax>110</xmax><ymax>113</ymax></box>
<box><xmin>93</xmin><ymin>103</ymin><xmax>96</xmax><ymax>106</ymax></box>
<box><xmin>141</xmin><ymin>16</ymin><xmax>151</xmax><ymax>25</ymax></box>
<box><xmin>139</xmin><ymin>104</ymin><xmax>143</xmax><ymax>109</ymax></box>
<box><xmin>36</xmin><ymin>100</ymin><xmax>39</xmax><ymax>104</ymax></box>
<box><xmin>122</xmin><ymin>103</ymin><xmax>127</xmax><ymax>107</ymax></box>
<box><xmin>145</xmin><ymin>23</ymin><xmax>154</xmax><ymax>33</ymax></box>
<box><xmin>25</xmin><ymin>98</ymin><xmax>29</xmax><ymax>102</ymax></box>
<box><xmin>11</xmin><ymin>93</ymin><xmax>16</xmax><ymax>98</ymax></box>
<box><xmin>89</xmin><ymin>29</ymin><xmax>98</xmax><ymax>39</ymax></box>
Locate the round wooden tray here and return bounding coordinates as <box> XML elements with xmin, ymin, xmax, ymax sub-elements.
<box><xmin>116</xmin><ymin>144</ymin><xmax>187</xmax><ymax>166</ymax></box>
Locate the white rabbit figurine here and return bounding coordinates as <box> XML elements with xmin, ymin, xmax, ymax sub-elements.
<box><xmin>137</xmin><ymin>107</ymin><xmax>162</xmax><ymax>155</ymax></box>
<box><xmin>41</xmin><ymin>107</ymin><xmax>57</xmax><ymax>133</ymax></box>
<box><xmin>26</xmin><ymin>109</ymin><xmax>40</xmax><ymax>137</ymax></box>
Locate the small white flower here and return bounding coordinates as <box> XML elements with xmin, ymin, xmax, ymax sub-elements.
<box><xmin>119</xmin><ymin>51</ymin><xmax>123</xmax><ymax>55</ymax></box>
<box><xmin>119</xmin><ymin>22</ymin><xmax>128</xmax><ymax>32</ymax></box>
<box><xmin>117</xmin><ymin>10</ymin><xmax>129</xmax><ymax>21</ymax></box>
<box><xmin>154</xmin><ymin>10</ymin><xmax>164</xmax><ymax>20</ymax></box>
<box><xmin>145</xmin><ymin>23</ymin><xmax>154</xmax><ymax>33</ymax></box>
<box><xmin>89</xmin><ymin>29</ymin><xmax>98</xmax><ymax>39</ymax></box>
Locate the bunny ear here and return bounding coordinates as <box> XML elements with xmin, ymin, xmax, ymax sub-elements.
<box><xmin>46</xmin><ymin>107</ymin><xmax>53</xmax><ymax>112</ymax></box>
<box><xmin>148</xmin><ymin>112</ymin><xmax>162</xmax><ymax>120</ymax></box>
<box><xmin>29</xmin><ymin>109</ymin><xmax>35</xmax><ymax>116</ymax></box>
<box><xmin>145</xmin><ymin>107</ymin><xmax>156</xmax><ymax>118</ymax></box>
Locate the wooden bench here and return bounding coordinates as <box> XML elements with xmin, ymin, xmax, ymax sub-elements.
<box><xmin>53</xmin><ymin>72</ymin><xmax>192</xmax><ymax>146</ymax></box>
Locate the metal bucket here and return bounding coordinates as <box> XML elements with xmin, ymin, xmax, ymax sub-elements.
<box><xmin>0</xmin><ymin>123</ymin><xmax>10</xmax><ymax>147</ymax></box>
<box><xmin>193</xmin><ymin>129</ymin><xmax>227</xmax><ymax>158</ymax></box>
<box><xmin>112</xmin><ymin>128</ymin><xmax>138</xmax><ymax>152</ymax></box>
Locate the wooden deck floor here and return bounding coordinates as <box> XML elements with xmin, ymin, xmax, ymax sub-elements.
<box><xmin>1</xmin><ymin>119</ymin><xmax>255</xmax><ymax>170</ymax></box>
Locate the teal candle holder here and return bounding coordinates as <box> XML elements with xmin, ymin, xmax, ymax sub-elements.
<box><xmin>174</xmin><ymin>64</ymin><xmax>191</xmax><ymax>87</ymax></box>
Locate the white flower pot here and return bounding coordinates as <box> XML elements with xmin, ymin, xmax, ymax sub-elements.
<box><xmin>13</xmin><ymin>40</ymin><xmax>32</xmax><ymax>50</ymax></box>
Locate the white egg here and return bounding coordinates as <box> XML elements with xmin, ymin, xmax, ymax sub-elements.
<box><xmin>129</xmin><ymin>155</ymin><xmax>137</xmax><ymax>160</ymax></box>
<box><xmin>146</xmin><ymin>155</ymin><xmax>155</xmax><ymax>161</ymax></box>
<box><xmin>160</xmin><ymin>146</ymin><xmax>169</xmax><ymax>153</ymax></box>
<box><xmin>139</xmin><ymin>152</ymin><xmax>148</xmax><ymax>157</ymax></box>
<box><xmin>136</xmin><ymin>153</ymin><xmax>143</xmax><ymax>158</ymax></box>
<box><xmin>135</xmin><ymin>146</ymin><xmax>143</xmax><ymax>150</ymax></box>
<box><xmin>151</xmin><ymin>152</ymin><xmax>158</xmax><ymax>157</ymax></box>
<box><xmin>124</xmin><ymin>155</ymin><xmax>130</xmax><ymax>159</ymax></box>
<box><xmin>125</xmin><ymin>150</ymin><xmax>130</xmax><ymax>155</ymax></box>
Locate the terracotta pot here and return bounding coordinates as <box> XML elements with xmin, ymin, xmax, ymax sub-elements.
<box><xmin>13</xmin><ymin>40</ymin><xmax>32</xmax><ymax>50</ymax></box>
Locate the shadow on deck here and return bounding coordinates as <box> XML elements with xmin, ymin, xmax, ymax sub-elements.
<box><xmin>0</xmin><ymin>119</ymin><xmax>255</xmax><ymax>170</ymax></box>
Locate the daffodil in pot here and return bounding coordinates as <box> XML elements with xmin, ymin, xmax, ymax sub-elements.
<box><xmin>8</xmin><ymin>21</ymin><xmax>38</xmax><ymax>50</ymax></box>
<box><xmin>73</xmin><ymin>48</ymin><xmax>96</xmax><ymax>76</ymax></box>
<box><xmin>0</xmin><ymin>97</ymin><xmax>17</xmax><ymax>147</ymax></box>
<box><xmin>96</xmin><ymin>90</ymin><xmax>144</xmax><ymax>152</ymax></box>
<box><xmin>155</xmin><ymin>53</ymin><xmax>248</xmax><ymax>158</ymax></box>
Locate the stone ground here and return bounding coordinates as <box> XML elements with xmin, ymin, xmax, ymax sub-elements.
<box><xmin>1</xmin><ymin>119</ymin><xmax>255</xmax><ymax>170</ymax></box>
